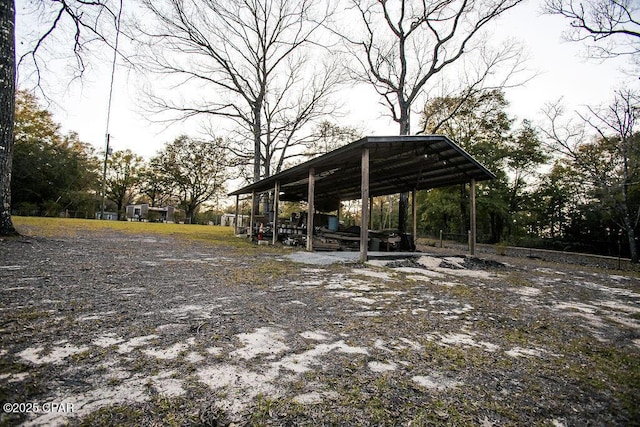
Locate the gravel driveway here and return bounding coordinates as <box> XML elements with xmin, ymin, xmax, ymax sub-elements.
<box><xmin>1</xmin><ymin>225</ymin><xmax>639</xmax><ymax>426</ymax></box>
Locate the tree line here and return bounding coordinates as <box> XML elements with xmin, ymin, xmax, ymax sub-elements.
<box><xmin>13</xmin><ymin>85</ymin><xmax>640</xmax><ymax>261</ymax></box>
<box><xmin>12</xmin><ymin>90</ymin><xmax>230</xmax><ymax>224</ymax></box>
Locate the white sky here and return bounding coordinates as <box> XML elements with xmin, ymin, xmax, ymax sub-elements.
<box><xmin>15</xmin><ymin>0</ymin><xmax>634</xmax><ymax>160</ymax></box>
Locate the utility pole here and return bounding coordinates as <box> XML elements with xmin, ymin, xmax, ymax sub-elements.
<box><xmin>100</xmin><ymin>134</ymin><xmax>111</xmax><ymax>220</ymax></box>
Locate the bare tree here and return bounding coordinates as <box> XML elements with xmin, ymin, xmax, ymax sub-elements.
<box><xmin>340</xmin><ymin>0</ymin><xmax>528</xmax><ymax>237</ymax></box>
<box><xmin>540</xmin><ymin>89</ymin><xmax>640</xmax><ymax>263</ymax></box>
<box><xmin>17</xmin><ymin>0</ymin><xmax>121</xmax><ymax>89</ymax></box>
<box><xmin>304</xmin><ymin>120</ymin><xmax>363</xmax><ymax>157</ymax></box>
<box><xmin>341</xmin><ymin>0</ymin><xmax>529</xmax><ymax>136</ymax></box>
<box><xmin>135</xmin><ymin>0</ymin><xmax>342</xmax><ymax>186</ymax></box>
<box><xmin>1</xmin><ymin>0</ymin><xmax>119</xmax><ymax>236</ymax></box>
<box><xmin>544</xmin><ymin>0</ymin><xmax>640</xmax><ymax>61</ymax></box>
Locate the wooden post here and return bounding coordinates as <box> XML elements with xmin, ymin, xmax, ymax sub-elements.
<box><xmin>249</xmin><ymin>191</ymin><xmax>255</xmax><ymax>239</ymax></box>
<box><xmin>360</xmin><ymin>148</ymin><xmax>370</xmax><ymax>262</ymax></box>
<box><xmin>470</xmin><ymin>179</ymin><xmax>477</xmax><ymax>256</ymax></box>
<box><xmin>234</xmin><ymin>195</ymin><xmax>239</xmax><ymax>235</ymax></box>
<box><xmin>369</xmin><ymin>196</ymin><xmax>373</xmax><ymax>228</ymax></box>
<box><xmin>272</xmin><ymin>181</ymin><xmax>280</xmax><ymax>245</ymax></box>
<box><xmin>307</xmin><ymin>168</ymin><xmax>315</xmax><ymax>251</ymax></box>
<box><xmin>412</xmin><ymin>188</ymin><xmax>417</xmax><ymax>250</ymax></box>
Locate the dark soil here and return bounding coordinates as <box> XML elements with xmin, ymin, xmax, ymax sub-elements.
<box><xmin>1</xmin><ymin>227</ymin><xmax>639</xmax><ymax>426</ymax></box>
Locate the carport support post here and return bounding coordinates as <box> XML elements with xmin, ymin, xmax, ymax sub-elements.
<box><xmin>234</xmin><ymin>195</ymin><xmax>239</xmax><ymax>235</ymax></box>
<box><xmin>412</xmin><ymin>189</ymin><xmax>417</xmax><ymax>250</ymax></box>
<box><xmin>249</xmin><ymin>191</ymin><xmax>255</xmax><ymax>239</ymax></box>
<box><xmin>470</xmin><ymin>179</ymin><xmax>477</xmax><ymax>256</ymax></box>
<box><xmin>272</xmin><ymin>182</ymin><xmax>280</xmax><ymax>245</ymax></box>
<box><xmin>360</xmin><ymin>148</ymin><xmax>370</xmax><ymax>262</ymax></box>
<box><xmin>306</xmin><ymin>168</ymin><xmax>315</xmax><ymax>251</ymax></box>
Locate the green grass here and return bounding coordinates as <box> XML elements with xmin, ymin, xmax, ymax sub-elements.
<box><xmin>12</xmin><ymin>216</ymin><xmax>256</xmax><ymax>249</ymax></box>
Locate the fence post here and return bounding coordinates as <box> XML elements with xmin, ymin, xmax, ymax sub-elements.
<box><xmin>439</xmin><ymin>230</ymin><xmax>443</xmax><ymax>248</ymax></box>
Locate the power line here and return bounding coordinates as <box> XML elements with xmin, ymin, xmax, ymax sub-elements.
<box><xmin>100</xmin><ymin>0</ymin><xmax>123</xmax><ymax>220</ymax></box>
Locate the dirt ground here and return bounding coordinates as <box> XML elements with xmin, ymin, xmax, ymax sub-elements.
<box><xmin>1</xmin><ymin>224</ymin><xmax>639</xmax><ymax>426</ymax></box>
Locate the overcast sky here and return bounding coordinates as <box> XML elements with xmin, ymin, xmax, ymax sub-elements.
<box><xmin>16</xmin><ymin>0</ymin><xmax>634</xmax><ymax>160</ymax></box>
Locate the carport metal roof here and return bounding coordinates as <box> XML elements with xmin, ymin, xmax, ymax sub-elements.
<box><xmin>229</xmin><ymin>135</ymin><xmax>495</xmax><ymax>208</ymax></box>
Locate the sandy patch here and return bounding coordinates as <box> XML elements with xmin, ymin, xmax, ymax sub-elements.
<box><xmin>596</xmin><ymin>285</ymin><xmax>640</xmax><ymax>299</ymax></box>
<box><xmin>398</xmin><ymin>337</ymin><xmax>423</xmax><ymax>351</ymax></box>
<box><xmin>505</xmin><ymin>347</ymin><xmax>546</xmax><ymax>358</ymax></box>
<box><xmin>595</xmin><ymin>300</ymin><xmax>640</xmax><ymax>314</ymax></box>
<box><xmin>78</xmin><ymin>311</ymin><xmax>117</xmax><ymax>321</ymax></box>
<box><xmin>143</xmin><ymin>342</ymin><xmax>190</xmax><ymax>360</ymax></box>
<box><xmin>116</xmin><ymin>335</ymin><xmax>160</xmax><ymax>354</ymax></box>
<box><xmin>300</xmin><ymin>330</ymin><xmax>331</xmax><ymax>341</ymax></box>
<box><xmin>92</xmin><ymin>333</ymin><xmax>124</xmax><ymax>348</ymax></box>
<box><xmin>17</xmin><ymin>343</ymin><xmax>89</xmax><ymax>365</ymax></box>
<box><xmin>368</xmin><ymin>360</ymin><xmax>398</xmax><ymax>373</ymax></box>
<box><xmin>197</xmin><ymin>336</ymin><xmax>370</xmax><ymax>415</ymax></box>
<box><xmin>197</xmin><ymin>364</ymin><xmax>280</xmax><ymax>414</ymax></box>
<box><xmin>416</xmin><ymin>256</ymin><xmax>442</xmax><ymax>269</ymax></box>
<box><xmin>412</xmin><ymin>373</ymin><xmax>462</xmax><ymax>390</ymax></box>
<box><xmin>230</xmin><ymin>327</ymin><xmax>289</xmax><ymax>360</ymax></box>
<box><xmin>554</xmin><ymin>302</ymin><xmax>599</xmax><ymax>314</ymax></box>
<box><xmin>0</xmin><ymin>372</ymin><xmax>30</xmax><ymax>383</ymax></box>
<box><xmin>25</xmin><ymin>382</ymin><xmax>146</xmax><ymax>426</ymax></box>
<box><xmin>285</xmin><ymin>300</ymin><xmax>307</xmax><ymax>306</ymax></box>
<box><xmin>206</xmin><ymin>347</ymin><xmax>223</xmax><ymax>356</ymax></box>
<box><xmin>185</xmin><ymin>352</ymin><xmax>205</xmax><ymax>363</ymax></box>
<box><xmin>373</xmin><ymin>338</ymin><xmax>422</xmax><ymax>352</ymax></box>
<box><xmin>333</xmin><ymin>291</ymin><xmax>362</xmax><ymax>299</ymax></box>
<box><xmin>353</xmin><ymin>269</ymin><xmax>393</xmax><ymax>281</ymax></box>
<box><xmin>352</xmin><ymin>296</ymin><xmax>378</xmax><ymax>305</ymax></box>
<box><xmin>509</xmin><ymin>287</ymin><xmax>542</xmax><ymax>297</ymax></box>
<box><xmin>396</xmin><ymin>267</ymin><xmax>446</xmax><ymax>278</ymax></box>
<box><xmin>292</xmin><ymin>391</ymin><xmax>339</xmax><ymax>404</ymax></box>
<box><xmin>427</xmin><ymin>332</ymin><xmax>499</xmax><ymax>352</ymax></box>
<box><xmin>150</xmin><ymin>371</ymin><xmax>185</xmax><ymax>397</ymax></box>
<box><xmin>276</xmin><ymin>340</ymin><xmax>369</xmax><ymax>374</ymax></box>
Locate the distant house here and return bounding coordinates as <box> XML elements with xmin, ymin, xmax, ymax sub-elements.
<box><xmin>95</xmin><ymin>211</ymin><xmax>118</xmax><ymax>221</ymax></box>
<box><xmin>125</xmin><ymin>204</ymin><xmax>180</xmax><ymax>222</ymax></box>
<box><xmin>221</xmin><ymin>213</ymin><xmax>249</xmax><ymax>227</ymax></box>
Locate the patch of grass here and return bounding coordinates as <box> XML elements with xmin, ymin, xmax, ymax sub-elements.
<box><xmin>75</xmin><ymin>396</ymin><xmax>210</xmax><ymax>427</ymax></box>
<box><xmin>503</xmin><ymin>271</ymin><xmax>533</xmax><ymax>287</ymax></box>
<box><xmin>557</xmin><ymin>338</ymin><xmax>640</xmax><ymax>420</ymax></box>
<box><xmin>411</xmin><ymin>397</ymin><xmax>477</xmax><ymax>427</ymax></box>
<box><xmin>248</xmin><ymin>394</ymin><xmax>306</xmax><ymax>425</ymax></box>
<box><xmin>12</xmin><ymin>217</ymin><xmax>255</xmax><ymax>249</ymax></box>
<box><xmin>448</xmin><ymin>284</ymin><xmax>474</xmax><ymax>298</ymax></box>
<box><xmin>422</xmin><ymin>341</ymin><xmax>494</xmax><ymax>372</ymax></box>
<box><xmin>76</xmin><ymin>403</ymin><xmax>146</xmax><ymax>427</ymax></box>
<box><xmin>9</xmin><ymin>308</ymin><xmax>55</xmax><ymax>324</ymax></box>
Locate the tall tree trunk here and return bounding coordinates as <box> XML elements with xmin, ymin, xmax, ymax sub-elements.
<box><xmin>619</xmin><ymin>192</ymin><xmax>639</xmax><ymax>263</ymax></box>
<box><xmin>620</xmin><ymin>142</ymin><xmax>638</xmax><ymax>262</ymax></box>
<box><xmin>397</xmin><ymin>107</ymin><xmax>410</xmax><ymax>247</ymax></box>
<box><xmin>0</xmin><ymin>0</ymin><xmax>17</xmax><ymax>236</ymax></box>
<box><xmin>623</xmin><ymin>222</ymin><xmax>638</xmax><ymax>263</ymax></box>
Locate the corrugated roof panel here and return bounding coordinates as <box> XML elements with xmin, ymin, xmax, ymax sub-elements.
<box><xmin>229</xmin><ymin>135</ymin><xmax>495</xmax><ymax>206</ymax></box>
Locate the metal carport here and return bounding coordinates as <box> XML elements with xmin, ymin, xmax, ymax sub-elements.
<box><xmin>229</xmin><ymin>135</ymin><xmax>495</xmax><ymax>261</ymax></box>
